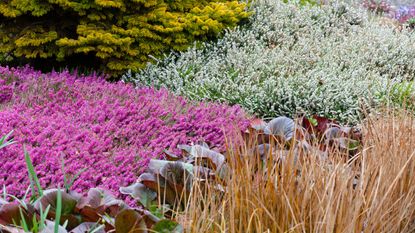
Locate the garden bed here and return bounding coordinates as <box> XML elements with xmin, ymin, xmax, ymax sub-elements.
<box><xmin>0</xmin><ymin>66</ymin><xmax>248</xmax><ymax>200</ymax></box>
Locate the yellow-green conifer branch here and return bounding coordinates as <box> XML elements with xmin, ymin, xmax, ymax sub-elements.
<box><xmin>0</xmin><ymin>0</ymin><xmax>250</xmax><ymax>76</ymax></box>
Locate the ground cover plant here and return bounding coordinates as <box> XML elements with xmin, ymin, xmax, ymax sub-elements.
<box><xmin>125</xmin><ymin>0</ymin><xmax>415</xmax><ymax>124</ymax></box>
<box><xmin>0</xmin><ymin>66</ymin><xmax>249</xmax><ymax>201</ymax></box>
<box><xmin>0</xmin><ymin>0</ymin><xmax>250</xmax><ymax>76</ymax></box>
<box><xmin>0</xmin><ymin>134</ymin><xmax>183</xmax><ymax>232</ymax></box>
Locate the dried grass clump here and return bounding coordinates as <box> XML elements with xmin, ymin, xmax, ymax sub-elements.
<box><xmin>181</xmin><ymin>112</ymin><xmax>415</xmax><ymax>232</ymax></box>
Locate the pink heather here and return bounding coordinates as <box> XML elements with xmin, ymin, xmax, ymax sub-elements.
<box><xmin>0</xmin><ymin>66</ymin><xmax>249</xmax><ymax>200</ymax></box>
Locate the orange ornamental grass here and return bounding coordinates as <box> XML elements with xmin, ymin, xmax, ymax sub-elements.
<box><xmin>180</xmin><ymin>111</ymin><xmax>415</xmax><ymax>233</ymax></box>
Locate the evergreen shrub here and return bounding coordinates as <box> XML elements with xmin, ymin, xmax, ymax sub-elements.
<box><xmin>0</xmin><ymin>0</ymin><xmax>250</xmax><ymax>76</ymax></box>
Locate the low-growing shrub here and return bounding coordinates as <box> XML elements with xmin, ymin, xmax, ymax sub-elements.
<box><xmin>0</xmin><ymin>66</ymin><xmax>248</xmax><ymax>200</ymax></box>
<box><xmin>125</xmin><ymin>0</ymin><xmax>415</xmax><ymax>123</ymax></box>
<box><xmin>0</xmin><ymin>0</ymin><xmax>250</xmax><ymax>76</ymax></box>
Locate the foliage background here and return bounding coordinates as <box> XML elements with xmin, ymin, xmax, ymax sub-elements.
<box><xmin>0</xmin><ymin>0</ymin><xmax>250</xmax><ymax>76</ymax></box>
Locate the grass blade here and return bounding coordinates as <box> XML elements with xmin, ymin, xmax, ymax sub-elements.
<box><xmin>39</xmin><ymin>203</ymin><xmax>51</xmax><ymax>230</ymax></box>
<box><xmin>61</xmin><ymin>158</ymin><xmax>68</xmax><ymax>192</ymax></box>
<box><xmin>24</xmin><ymin>146</ymin><xmax>43</xmax><ymax>198</ymax></box>
<box><xmin>90</xmin><ymin>224</ymin><xmax>105</xmax><ymax>233</ymax></box>
<box><xmin>19</xmin><ymin>207</ymin><xmax>29</xmax><ymax>232</ymax></box>
<box><xmin>68</xmin><ymin>168</ymin><xmax>87</xmax><ymax>191</ymax></box>
<box><xmin>0</xmin><ymin>130</ymin><xmax>15</xmax><ymax>150</ymax></box>
<box><xmin>54</xmin><ymin>187</ymin><xmax>62</xmax><ymax>233</ymax></box>
<box><xmin>3</xmin><ymin>185</ymin><xmax>7</xmax><ymax>200</ymax></box>
<box><xmin>61</xmin><ymin>157</ymin><xmax>87</xmax><ymax>192</ymax></box>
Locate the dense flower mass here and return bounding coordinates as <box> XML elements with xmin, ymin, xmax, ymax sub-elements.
<box><xmin>363</xmin><ymin>0</ymin><xmax>392</xmax><ymax>14</ymax></box>
<box><xmin>392</xmin><ymin>5</ymin><xmax>415</xmax><ymax>23</ymax></box>
<box><xmin>126</xmin><ymin>0</ymin><xmax>415</xmax><ymax>123</ymax></box>
<box><xmin>0</xmin><ymin>66</ymin><xmax>248</xmax><ymax>199</ymax></box>
<box><xmin>363</xmin><ymin>0</ymin><xmax>415</xmax><ymax>24</ymax></box>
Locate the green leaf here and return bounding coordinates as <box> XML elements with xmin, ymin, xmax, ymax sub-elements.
<box><xmin>24</xmin><ymin>146</ymin><xmax>43</xmax><ymax>199</ymax></box>
<box><xmin>148</xmin><ymin>205</ymin><xmax>166</xmax><ymax>219</ymax></box>
<box><xmin>39</xmin><ymin>203</ymin><xmax>51</xmax><ymax>230</ymax></box>
<box><xmin>19</xmin><ymin>207</ymin><xmax>29</xmax><ymax>232</ymax></box>
<box><xmin>55</xmin><ymin>188</ymin><xmax>62</xmax><ymax>233</ymax></box>
<box><xmin>0</xmin><ymin>130</ymin><xmax>16</xmax><ymax>150</ymax></box>
<box><xmin>307</xmin><ymin>117</ymin><xmax>318</xmax><ymax>127</ymax></box>
<box><xmin>151</xmin><ymin>220</ymin><xmax>183</xmax><ymax>233</ymax></box>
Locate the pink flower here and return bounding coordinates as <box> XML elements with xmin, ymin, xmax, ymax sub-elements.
<box><xmin>0</xmin><ymin>66</ymin><xmax>249</xmax><ymax>200</ymax></box>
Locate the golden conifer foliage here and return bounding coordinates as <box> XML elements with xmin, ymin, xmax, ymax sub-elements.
<box><xmin>0</xmin><ymin>0</ymin><xmax>250</xmax><ymax>75</ymax></box>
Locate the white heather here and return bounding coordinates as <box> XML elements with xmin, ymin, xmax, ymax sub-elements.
<box><xmin>124</xmin><ymin>0</ymin><xmax>415</xmax><ymax>123</ymax></box>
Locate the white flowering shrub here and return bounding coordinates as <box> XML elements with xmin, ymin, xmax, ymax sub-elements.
<box><xmin>124</xmin><ymin>0</ymin><xmax>415</xmax><ymax>123</ymax></box>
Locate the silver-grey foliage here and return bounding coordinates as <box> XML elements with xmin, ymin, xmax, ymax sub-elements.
<box><xmin>124</xmin><ymin>0</ymin><xmax>415</xmax><ymax>123</ymax></box>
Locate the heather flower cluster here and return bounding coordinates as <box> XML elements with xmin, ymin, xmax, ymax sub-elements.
<box><xmin>0</xmin><ymin>79</ymin><xmax>13</xmax><ymax>104</ymax></box>
<box><xmin>0</xmin><ymin>66</ymin><xmax>249</xmax><ymax>199</ymax></box>
<box><xmin>363</xmin><ymin>0</ymin><xmax>392</xmax><ymax>14</ymax></box>
<box><xmin>125</xmin><ymin>0</ymin><xmax>415</xmax><ymax>123</ymax></box>
<box><xmin>392</xmin><ymin>5</ymin><xmax>415</xmax><ymax>23</ymax></box>
<box><xmin>362</xmin><ymin>0</ymin><xmax>415</xmax><ymax>24</ymax></box>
